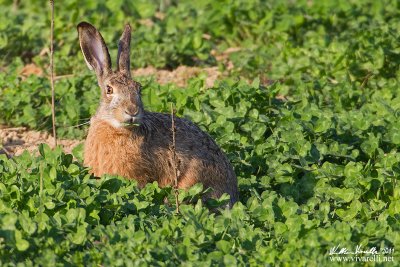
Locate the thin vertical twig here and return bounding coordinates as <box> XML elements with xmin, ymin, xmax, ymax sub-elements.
<box><xmin>170</xmin><ymin>103</ymin><xmax>180</xmax><ymax>213</ymax></box>
<box><xmin>50</xmin><ymin>0</ymin><xmax>57</xmax><ymax>147</ymax></box>
<box><xmin>39</xmin><ymin>163</ymin><xmax>44</xmax><ymax>197</ymax></box>
<box><xmin>0</xmin><ymin>145</ymin><xmax>12</xmax><ymax>159</ymax></box>
<box><xmin>12</xmin><ymin>0</ymin><xmax>20</xmax><ymax>11</ymax></box>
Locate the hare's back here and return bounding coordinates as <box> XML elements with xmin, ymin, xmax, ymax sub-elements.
<box><xmin>143</xmin><ymin>112</ymin><xmax>238</xmax><ymax>204</ymax></box>
<box><xmin>143</xmin><ymin>112</ymin><xmax>225</xmax><ymax>157</ymax></box>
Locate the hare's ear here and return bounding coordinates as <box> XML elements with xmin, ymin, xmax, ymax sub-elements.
<box><xmin>117</xmin><ymin>24</ymin><xmax>131</xmax><ymax>77</ymax></box>
<box><xmin>77</xmin><ymin>22</ymin><xmax>112</xmax><ymax>77</ymax></box>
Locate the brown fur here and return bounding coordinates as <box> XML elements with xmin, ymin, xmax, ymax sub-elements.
<box><xmin>78</xmin><ymin>22</ymin><xmax>238</xmax><ymax>206</ymax></box>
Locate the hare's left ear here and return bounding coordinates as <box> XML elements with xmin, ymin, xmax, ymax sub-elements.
<box><xmin>77</xmin><ymin>22</ymin><xmax>112</xmax><ymax>77</ymax></box>
<box><xmin>117</xmin><ymin>24</ymin><xmax>132</xmax><ymax>77</ymax></box>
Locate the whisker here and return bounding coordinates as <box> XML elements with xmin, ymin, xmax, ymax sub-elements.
<box><xmin>59</xmin><ymin>120</ymin><xmax>91</xmax><ymax>128</ymax></box>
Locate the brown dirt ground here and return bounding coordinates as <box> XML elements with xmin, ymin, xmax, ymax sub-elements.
<box><xmin>0</xmin><ymin>126</ymin><xmax>82</xmax><ymax>157</ymax></box>
<box><xmin>132</xmin><ymin>66</ymin><xmax>221</xmax><ymax>87</ymax></box>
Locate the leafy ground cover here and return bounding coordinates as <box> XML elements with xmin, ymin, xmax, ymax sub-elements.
<box><xmin>1</xmin><ymin>0</ymin><xmax>400</xmax><ymax>266</ymax></box>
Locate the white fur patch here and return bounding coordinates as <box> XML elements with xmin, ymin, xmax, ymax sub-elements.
<box><xmin>108</xmin><ymin>118</ymin><xmax>122</xmax><ymax>128</ymax></box>
<box><xmin>123</xmin><ymin>113</ymin><xmax>133</xmax><ymax>121</ymax></box>
<box><xmin>110</xmin><ymin>94</ymin><xmax>121</xmax><ymax>109</ymax></box>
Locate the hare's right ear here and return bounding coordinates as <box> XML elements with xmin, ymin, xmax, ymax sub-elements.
<box><xmin>77</xmin><ymin>22</ymin><xmax>111</xmax><ymax>77</ymax></box>
<box><xmin>117</xmin><ymin>24</ymin><xmax>132</xmax><ymax>77</ymax></box>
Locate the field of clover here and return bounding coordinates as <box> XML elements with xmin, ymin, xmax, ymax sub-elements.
<box><xmin>0</xmin><ymin>0</ymin><xmax>399</xmax><ymax>266</ymax></box>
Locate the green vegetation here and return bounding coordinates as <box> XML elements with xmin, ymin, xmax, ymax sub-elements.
<box><xmin>1</xmin><ymin>0</ymin><xmax>400</xmax><ymax>266</ymax></box>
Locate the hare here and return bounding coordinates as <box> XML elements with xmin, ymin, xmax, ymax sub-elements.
<box><xmin>77</xmin><ymin>22</ymin><xmax>238</xmax><ymax>207</ymax></box>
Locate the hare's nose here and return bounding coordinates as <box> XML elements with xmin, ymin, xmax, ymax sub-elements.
<box><xmin>125</xmin><ymin>107</ymin><xmax>138</xmax><ymax>117</ymax></box>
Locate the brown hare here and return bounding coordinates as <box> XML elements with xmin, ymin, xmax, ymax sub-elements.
<box><xmin>77</xmin><ymin>22</ymin><xmax>238</xmax><ymax>207</ymax></box>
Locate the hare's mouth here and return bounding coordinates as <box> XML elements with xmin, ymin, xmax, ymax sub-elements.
<box><xmin>122</xmin><ymin>122</ymin><xmax>141</xmax><ymax>127</ymax></box>
<box><xmin>121</xmin><ymin>114</ymin><xmax>142</xmax><ymax>128</ymax></box>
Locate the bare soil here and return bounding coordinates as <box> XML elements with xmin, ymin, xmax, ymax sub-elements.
<box><xmin>0</xmin><ymin>126</ymin><xmax>82</xmax><ymax>157</ymax></box>
<box><xmin>133</xmin><ymin>65</ymin><xmax>221</xmax><ymax>87</ymax></box>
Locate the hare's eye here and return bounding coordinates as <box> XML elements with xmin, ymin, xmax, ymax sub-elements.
<box><xmin>106</xmin><ymin>86</ymin><xmax>113</xmax><ymax>95</ymax></box>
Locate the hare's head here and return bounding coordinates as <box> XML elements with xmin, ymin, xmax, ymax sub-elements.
<box><xmin>77</xmin><ymin>22</ymin><xmax>143</xmax><ymax>128</ymax></box>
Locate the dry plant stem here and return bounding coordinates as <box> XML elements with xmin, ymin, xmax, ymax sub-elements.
<box><xmin>170</xmin><ymin>103</ymin><xmax>180</xmax><ymax>213</ymax></box>
<box><xmin>53</xmin><ymin>74</ymin><xmax>74</xmax><ymax>80</ymax></box>
<box><xmin>50</xmin><ymin>0</ymin><xmax>57</xmax><ymax>147</ymax></box>
<box><xmin>12</xmin><ymin>0</ymin><xmax>19</xmax><ymax>11</ymax></box>
<box><xmin>361</xmin><ymin>72</ymin><xmax>373</xmax><ymax>89</ymax></box>
<box><xmin>39</xmin><ymin>163</ymin><xmax>43</xmax><ymax>196</ymax></box>
<box><xmin>1</xmin><ymin>127</ymin><xmax>27</xmax><ymax>131</ymax></box>
<box><xmin>0</xmin><ymin>145</ymin><xmax>12</xmax><ymax>158</ymax></box>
